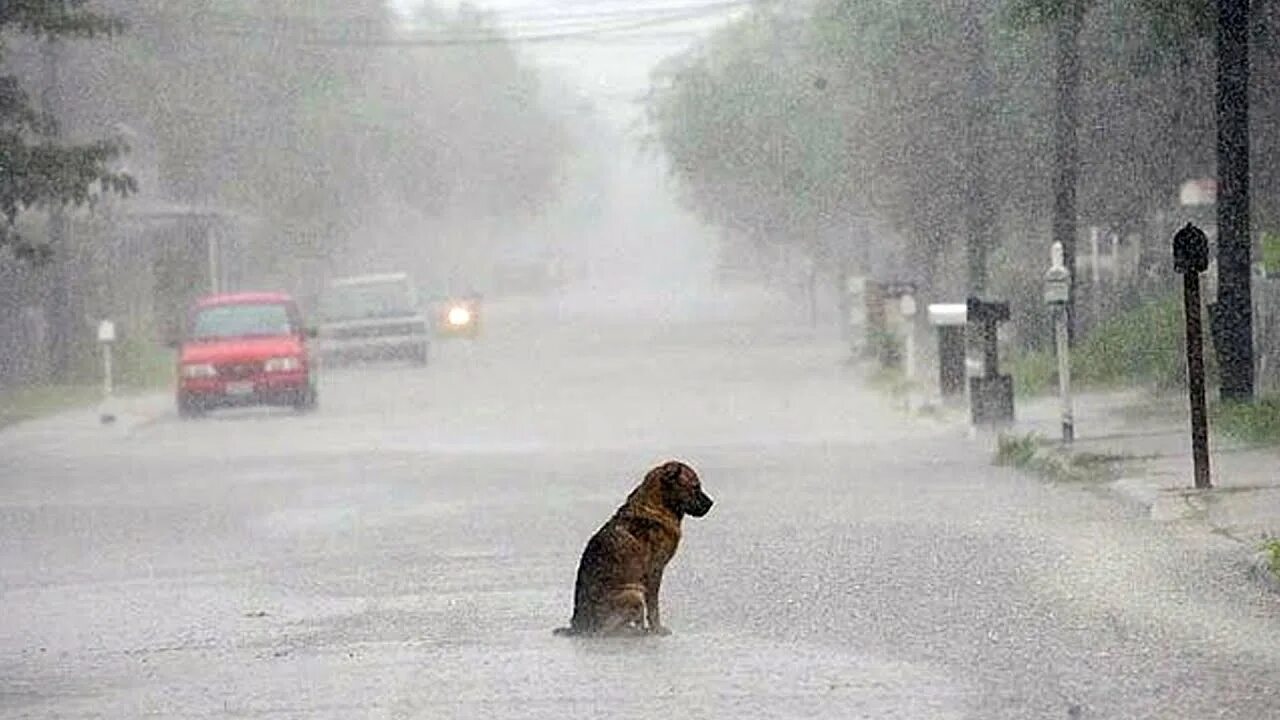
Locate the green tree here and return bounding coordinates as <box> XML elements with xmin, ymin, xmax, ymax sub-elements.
<box><xmin>51</xmin><ymin>1</ymin><xmax>569</xmax><ymax>279</ymax></box>
<box><xmin>0</xmin><ymin>0</ymin><xmax>135</xmax><ymax>259</ymax></box>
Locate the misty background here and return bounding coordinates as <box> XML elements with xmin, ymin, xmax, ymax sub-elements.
<box><xmin>4</xmin><ymin>0</ymin><xmax>1280</xmax><ymax>393</ymax></box>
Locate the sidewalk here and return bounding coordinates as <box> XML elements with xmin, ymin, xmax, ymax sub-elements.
<box><xmin>0</xmin><ymin>392</ymin><xmax>170</xmax><ymax>455</ymax></box>
<box><xmin>1001</xmin><ymin>389</ymin><xmax>1280</xmax><ymax>592</ymax></box>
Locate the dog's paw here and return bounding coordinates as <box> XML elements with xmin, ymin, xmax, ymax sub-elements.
<box><xmin>648</xmin><ymin>625</ymin><xmax>672</xmax><ymax>637</ymax></box>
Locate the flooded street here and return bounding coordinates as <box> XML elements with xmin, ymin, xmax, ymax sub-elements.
<box><xmin>3</xmin><ymin>295</ymin><xmax>1277</xmax><ymax>719</ymax></box>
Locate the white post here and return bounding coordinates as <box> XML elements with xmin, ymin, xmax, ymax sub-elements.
<box><xmin>905</xmin><ymin>329</ymin><xmax>916</xmax><ymax>384</ymax></box>
<box><xmin>102</xmin><ymin>343</ymin><xmax>113</xmax><ymax>400</ymax></box>
<box><xmin>1046</xmin><ymin>243</ymin><xmax>1074</xmax><ymax>444</ymax></box>
<box><xmin>1056</xmin><ymin>304</ymin><xmax>1073</xmax><ymax>443</ymax></box>
<box><xmin>1089</xmin><ymin>226</ymin><xmax>1102</xmax><ymax>326</ymax></box>
<box><xmin>1110</xmin><ymin>232</ymin><xmax>1121</xmax><ymax>284</ymax></box>
<box><xmin>899</xmin><ymin>294</ymin><xmax>917</xmax><ymax>411</ymax></box>
<box><xmin>97</xmin><ymin>320</ymin><xmax>116</xmax><ymax>425</ymax></box>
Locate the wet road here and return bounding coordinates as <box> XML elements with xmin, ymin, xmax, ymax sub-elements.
<box><xmin>2</xmin><ymin>294</ymin><xmax>1278</xmax><ymax>719</ymax></box>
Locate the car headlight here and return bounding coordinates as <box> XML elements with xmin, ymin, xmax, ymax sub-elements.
<box><xmin>181</xmin><ymin>363</ymin><xmax>217</xmax><ymax>379</ymax></box>
<box><xmin>447</xmin><ymin>305</ymin><xmax>472</xmax><ymax>326</ymax></box>
<box><xmin>263</xmin><ymin>356</ymin><xmax>302</xmax><ymax>373</ymax></box>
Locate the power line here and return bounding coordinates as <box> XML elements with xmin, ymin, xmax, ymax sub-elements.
<box><xmin>126</xmin><ymin>2</ymin><xmax>750</xmax><ymax>48</ymax></box>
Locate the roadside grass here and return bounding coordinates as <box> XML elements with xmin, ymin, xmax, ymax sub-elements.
<box><xmin>1010</xmin><ymin>349</ymin><xmax>1056</xmax><ymax>397</ymax></box>
<box><xmin>993</xmin><ymin>431</ymin><xmax>1126</xmax><ymax>483</ymax></box>
<box><xmin>0</xmin><ymin>385</ymin><xmax>105</xmax><ymax>429</ymax></box>
<box><xmin>1263</xmin><ymin>537</ymin><xmax>1280</xmax><ymax>577</ymax></box>
<box><xmin>0</xmin><ymin>339</ymin><xmax>173</xmax><ymax>430</ymax></box>
<box><xmin>1212</xmin><ymin>395</ymin><xmax>1280</xmax><ymax>446</ymax></box>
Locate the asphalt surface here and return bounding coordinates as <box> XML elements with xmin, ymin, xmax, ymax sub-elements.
<box><xmin>2</xmin><ymin>294</ymin><xmax>1278</xmax><ymax>719</ymax></box>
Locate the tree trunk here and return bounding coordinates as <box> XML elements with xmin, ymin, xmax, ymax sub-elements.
<box><xmin>962</xmin><ymin>3</ymin><xmax>993</xmax><ymax>297</ymax></box>
<box><xmin>42</xmin><ymin>38</ymin><xmax>76</xmax><ymax>382</ymax></box>
<box><xmin>1216</xmin><ymin>0</ymin><xmax>1254</xmax><ymax>402</ymax></box>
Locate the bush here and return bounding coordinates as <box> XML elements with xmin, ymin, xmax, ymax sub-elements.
<box><xmin>1008</xmin><ymin>293</ymin><xmax>1213</xmax><ymax>395</ymax></box>
<box><xmin>994</xmin><ymin>432</ymin><xmax>1041</xmax><ymax>467</ymax></box>
<box><xmin>1213</xmin><ymin>396</ymin><xmax>1280</xmax><ymax>446</ymax></box>
<box><xmin>1010</xmin><ymin>348</ymin><xmax>1057</xmax><ymax>397</ymax></box>
<box><xmin>1263</xmin><ymin>537</ymin><xmax>1280</xmax><ymax>577</ymax></box>
<box><xmin>1072</xmin><ymin>293</ymin><xmax>1194</xmax><ymax>389</ymax></box>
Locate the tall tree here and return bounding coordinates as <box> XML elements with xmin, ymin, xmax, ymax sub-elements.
<box><xmin>53</xmin><ymin>1</ymin><xmax>569</xmax><ymax>279</ymax></box>
<box><xmin>0</xmin><ymin>1</ymin><xmax>134</xmax><ymax>258</ymax></box>
<box><xmin>962</xmin><ymin>0</ymin><xmax>995</xmax><ymax>296</ymax></box>
<box><xmin>1217</xmin><ymin>0</ymin><xmax>1253</xmax><ymax>401</ymax></box>
<box><xmin>1008</xmin><ymin>0</ymin><xmax>1092</xmax><ymax>339</ymax></box>
<box><xmin>1</xmin><ymin>1</ymin><xmax>135</xmax><ymax>380</ymax></box>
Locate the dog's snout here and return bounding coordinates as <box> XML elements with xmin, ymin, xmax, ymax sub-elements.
<box><xmin>689</xmin><ymin>491</ymin><xmax>714</xmax><ymax>516</ymax></box>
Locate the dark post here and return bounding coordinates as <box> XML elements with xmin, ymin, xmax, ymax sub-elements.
<box><xmin>961</xmin><ymin>1</ymin><xmax>992</xmax><ymax>295</ymax></box>
<box><xmin>937</xmin><ymin>327</ymin><xmax>966</xmax><ymax>398</ymax></box>
<box><xmin>1216</xmin><ymin>0</ymin><xmax>1253</xmax><ymax>402</ymax></box>
<box><xmin>966</xmin><ymin>297</ymin><xmax>1013</xmax><ymax>426</ymax></box>
<box><xmin>1173</xmin><ymin>224</ymin><xmax>1212</xmax><ymax>490</ymax></box>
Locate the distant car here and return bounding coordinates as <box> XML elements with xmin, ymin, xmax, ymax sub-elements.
<box><xmin>316</xmin><ymin>273</ymin><xmax>430</xmax><ymax>366</ymax></box>
<box><xmin>175</xmin><ymin>292</ymin><xmax>318</xmax><ymax>418</ymax></box>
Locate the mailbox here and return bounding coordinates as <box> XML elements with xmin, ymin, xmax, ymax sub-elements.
<box><xmin>1173</xmin><ymin>223</ymin><xmax>1209</xmax><ymax>275</ymax></box>
<box><xmin>966</xmin><ymin>298</ymin><xmax>1009</xmax><ymax>326</ymax></box>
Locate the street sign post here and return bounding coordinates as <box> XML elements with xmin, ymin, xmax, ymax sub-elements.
<box><xmin>1045</xmin><ymin>242</ymin><xmax>1073</xmax><ymax>443</ymax></box>
<box><xmin>97</xmin><ymin>319</ymin><xmax>115</xmax><ymax>400</ymax></box>
<box><xmin>97</xmin><ymin>319</ymin><xmax>117</xmax><ymax>425</ymax></box>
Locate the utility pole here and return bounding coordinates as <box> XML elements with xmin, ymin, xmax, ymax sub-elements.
<box><xmin>41</xmin><ymin>36</ymin><xmax>76</xmax><ymax>382</ymax></box>
<box><xmin>1052</xmin><ymin>4</ymin><xmax>1083</xmax><ymax>345</ymax></box>
<box><xmin>962</xmin><ymin>3</ymin><xmax>992</xmax><ymax>296</ymax></box>
<box><xmin>1216</xmin><ymin>0</ymin><xmax>1254</xmax><ymax>402</ymax></box>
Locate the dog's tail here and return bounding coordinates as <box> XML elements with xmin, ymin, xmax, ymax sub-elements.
<box><xmin>552</xmin><ymin>626</ymin><xmax>579</xmax><ymax>637</ymax></box>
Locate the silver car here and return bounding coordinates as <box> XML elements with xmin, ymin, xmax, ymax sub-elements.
<box><xmin>316</xmin><ymin>273</ymin><xmax>430</xmax><ymax>366</ymax></box>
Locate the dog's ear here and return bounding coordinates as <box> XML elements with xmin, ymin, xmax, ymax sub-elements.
<box><xmin>659</xmin><ymin>461</ymin><xmax>686</xmax><ymax>483</ymax></box>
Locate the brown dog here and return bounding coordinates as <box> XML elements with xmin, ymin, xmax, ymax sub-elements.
<box><xmin>554</xmin><ymin>460</ymin><xmax>713</xmax><ymax>637</ymax></box>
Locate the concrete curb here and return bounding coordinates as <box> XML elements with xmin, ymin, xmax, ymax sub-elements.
<box><xmin>1250</xmin><ymin>552</ymin><xmax>1280</xmax><ymax>596</ymax></box>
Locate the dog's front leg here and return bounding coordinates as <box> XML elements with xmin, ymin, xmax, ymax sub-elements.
<box><xmin>645</xmin><ymin>570</ymin><xmax>670</xmax><ymax>635</ymax></box>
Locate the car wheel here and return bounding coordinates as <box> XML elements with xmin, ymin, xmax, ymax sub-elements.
<box><xmin>293</xmin><ymin>385</ymin><xmax>318</xmax><ymax>413</ymax></box>
<box><xmin>177</xmin><ymin>394</ymin><xmax>204</xmax><ymax>419</ymax></box>
<box><xmin>412</xmin><ymin>343</ymin><xmax>429</xmax><ymax>366</ymax></box>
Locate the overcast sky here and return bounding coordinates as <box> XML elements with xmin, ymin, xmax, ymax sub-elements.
<box><xmin>387</xmin><ymin>1</ymin><xmax>746</xmax><ymax>110</ymax></box>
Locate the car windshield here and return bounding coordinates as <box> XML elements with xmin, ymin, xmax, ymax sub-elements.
<box><xmin>190</xmin><ymin>303</ymin><xmax>293</xmax><ymax>340</ymax></box>
<box><xmin>321</xmin><ymin>281</ymin><xmax>415</xmax><ymax>321</ymax></box>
